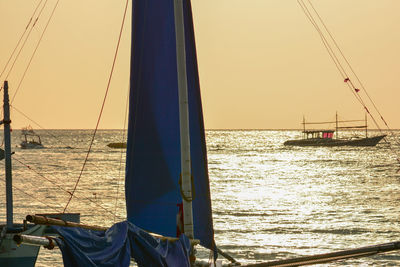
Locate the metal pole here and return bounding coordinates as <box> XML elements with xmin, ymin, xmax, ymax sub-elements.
<box><xmin>13</xmin><ymin>234</ymin><xmax>57</xmax><ymax>249</ymax></box>
<box><xmin>3</xmin><ymin>81</ymin><xmax>13</xmax><ymax>228</ymax></box>
<box><xmin>173</xmin><ymin>0</ymin><xmax>194</xmax><ymax>239</ymax></box>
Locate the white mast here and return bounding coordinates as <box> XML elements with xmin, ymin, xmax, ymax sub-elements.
<box><xmin>173</xmin><ymin>0</ymin><xmax>194</xmax><ymax>239</ymax></box>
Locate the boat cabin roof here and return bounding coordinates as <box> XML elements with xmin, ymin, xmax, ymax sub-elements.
<box><xmin>303</xmin><ymin>130</ymin><xmax>334</xmax><ymax>134</ymax></box>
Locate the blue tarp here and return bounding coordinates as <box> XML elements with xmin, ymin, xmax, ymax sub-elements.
<box><xmin>53</xmin><ymin>221</ymin><xmax>191</xmax><ymax>267</ymax></box>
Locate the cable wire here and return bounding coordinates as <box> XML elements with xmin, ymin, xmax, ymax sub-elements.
<box><xmin>63</xmin><ymin>0</ymin><xmax>130</xmax><ymax>212</ymax></box>
<box><xmin>0</xmin><ymin>0</ymin><xmax>44</xmax><ymax>81</ymax></box>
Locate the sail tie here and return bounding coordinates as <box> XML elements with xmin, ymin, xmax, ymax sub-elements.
<box><xmin>179</xmin><ymin>174</ymin><xmax>196</xmax><ymax>202</ymax></box>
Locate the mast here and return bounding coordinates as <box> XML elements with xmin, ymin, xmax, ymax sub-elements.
<box><xmin>3</xmin><ymin>81</ymin><xmax>13</xmax><ymax>227</ymax></box>
<box><xmin>302</xmin><ymin>115</ymin><xmax>305</xmax><ymax>139</ymax></box>
<box><xmin>365</xmin><ymin>112</ymin><xmax>368</xmax><ymax>138</ymax></box>
<box><xmin>335</xmin><ymin>112</ymin><xmax>338</xmax><ymax>139</ymax></box>
<box><xmin>173</xmin><ymin>0</ymin><xmax>194</xmax><ymax>239</ymax></box>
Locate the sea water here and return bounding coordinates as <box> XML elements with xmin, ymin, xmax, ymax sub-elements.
<box><xmin>1</xmin><ymin>129</ymin><xmax>399</xmax><ymax>266</ymax></box>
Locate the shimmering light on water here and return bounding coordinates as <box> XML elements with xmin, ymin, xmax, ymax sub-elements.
<box><xmin>1</xmin><ymin>129</ymin><xmax>400</xmax><ymax>266</ymax></box>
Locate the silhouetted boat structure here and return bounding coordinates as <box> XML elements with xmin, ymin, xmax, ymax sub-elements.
<box><xmin>284</xmin><ymin>113</ymin><xmax>386</xmax><ymax>147</ymax></box>
<box><xmin>20</xmin><ymin>126</ymin><xmax>44</xmax><ymax>149</ymax></box>
<box><xmin>106</xmin><ymin>142</ymin><xmax>127</xmax><ymax>149</ymax></box>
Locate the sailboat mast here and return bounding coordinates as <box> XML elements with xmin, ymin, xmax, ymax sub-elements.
<box><xmin>365</xmin><ymin>112</ymin><xmax>368</xmax><ymax>138</ymax></box>
<box><xmin>173</xmin><ymin>0</ymin><xmax>194</xmax><ymax>239</ymax></box>
<box><xmin>3</xmin><ymin>81</ymin><xmax>13</xmax><ymax>227</ymax></box>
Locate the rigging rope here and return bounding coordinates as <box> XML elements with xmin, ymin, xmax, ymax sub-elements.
<box><xmin>11</xmin><ymin>105</ymin><xmax>72</xmax><ymax>148</ymax></box>
<box><xmin>0</xmin><ymin>0</ymin><xmax>44</xmax><ymax>81</ymax></box>
<box><xmin>306</xmin><ymin>0</ymin><xmax>395</xmax><ymax>134</ymax></box>
<box><xmin>11</xmin><ymin>0</ymin><xmax>61</xmax><ymax>104</ymax></box>
<box><xmin>4</xmin><ymin>0</ymin><xmax>49</xmax><ymax>82</ymax></box>
<box><xmin>0</xmin><ymin>179</ymin><xmax>63</xmax><ymax>213</ymax></box>
<box><xmin>63</xmin><ymin>0</ymin><xmax>130</xmax><ymax>213</ymax></box>
<box><xmin>113</xmin><ymin>83</ymin><xmax>130</xmax><ymax>223</ymax></box>
<box><xmin>297</xmin><ymin>0</ymin><xmax>400</xmax><ymax>161</ymax></box>
<box><xmin>13</xmin><ymin>156</ymin><xmax>124</xmax><ymax>220</ymax></box>
<box><xmin>297</xmin><ymin>0</ymin><xmax>367</xmax><ymax>108</ymax></box>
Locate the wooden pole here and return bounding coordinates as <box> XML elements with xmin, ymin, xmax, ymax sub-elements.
<box><xmin>243</xmin><ymin>241</ymin><xmax>400</xmax><ymax>267</ymax></box>
<box><xmin>26</xmin><ymin>215</ymin><xmax>108</xmax><ymax>231</ymax></box>
<box><xmin>3</xmin><ymin>81</ymin><xmax>13</xmax><ymax>228</ymax></box>
<box><xmin>26</xmin><ymin>215</ymin><xmax>200</xmax><ymax>245</ymax></box>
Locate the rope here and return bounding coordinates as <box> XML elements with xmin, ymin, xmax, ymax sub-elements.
<box><xmin>63</xmin><ymin>0</ymin><xmax>130</xmax><ymax>213</ymax></box>
<box><xmin>179</xmin><ymin>174</ymin><xmax>195</xmax><ymax>202</ymax></box>
<box><xmin>0</xmin><ymin>0</ymin><xmax>44</xmax><ymax>80</ymax></box>
<box><xmin>297</xmin><ymin>0</ymin><xmax>367</xmax><ymax>108</ymax></box>
<box><xmin>11</xmin><ymin>105</ymin><xmax>72</xmax><ymax>148</ymax></box>
<box><xmin>113</xmin><ymin>84</ymin><xmax>130</xmax><ymax>223</ymax></box>
<box><xmin>297</xmin><ymin>0</ymin><xmax>400</xmax><ymax>161</ymax></box>
<box><xmin>5</xmin><ymin>0</ymin><xmax>49</xmax><ymax>82</ymax></box>
<box><xmin>13</xmin><ymin>156</ymin><xmax>124</xmax><ymax>220</ymax></box>
<box><xmin>11</xmin><ymin>0</ymin><xmax>61</xmax><ymax>104</ymax></box>
<box><xmin>0</xmin><ymin>176</ymin><xmax>63</xmax><ymax>213</ymax></box>
<box><xmin>306</xmin><ymin>0</ymin><xmax>396</xmax><ymax>139</ymax></box>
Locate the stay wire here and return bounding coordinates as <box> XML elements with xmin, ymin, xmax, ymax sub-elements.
<box><xmin>299</xmin><ymin>1</ymin><xmax>376</xmax><ymax>126</ymax></box>
<box><xmin>299</xmin><ymin>1</ymin><xmax>400</xmax><ymax>160</ymax></box>
<box><xmin>297</xmin><ymin>0</ymin><xmax>367</xmax><ymax>109</ymax></box>
<box><xmin>11</xmin><ymin>0</ymin><xmax>60</xmax><ymax>104</ymax></box>
<box><xmin>112</xmin><ymin>0</ymin><xmax>130</xmax><ymax>224</ymax></box>
<box><xmin>63</xmin><ymin>0</ymin><xmax>130</xmax><ymax>213</ymax></box>
<box><xmin>5</xmin><ymin>0</ymin><xmax>49</xmax><ymax>82</ymax></box>
<box><xmin>0</xmin><ymin>0</ymin><xmax>44</xmax><ymax>81</ymax></box>
<box><xmin>113</xmin><ymin>83</ymin><xmax>130</xmax><ymax>223</ymax></box>
<box><xmin>303</xmin><ymin>0</ymin><xmax>400</xmax><ymax>152</ymax></box>
<box><xmin>11</xmin><ymin>105</ymin><xmax>72</xmax><ymax>148</ymax></box>
<box><xmin>297</xmin><ymin>0</ymin><xmax>346</xmax><ymax>79</ymax></box>
<box><xmin>0</xmin><ymin>179</ymin><xmax>63</xmax><ymax>213</ymax></box>
<box><xmin>13</xmin><ymin>156</ymin><xmax>123</xmax><ymax>220</ymax></box>
<box><xmin>306</xmin><ymin>0</ymin><xmax>392</xmax><ymax>132</ymax></box>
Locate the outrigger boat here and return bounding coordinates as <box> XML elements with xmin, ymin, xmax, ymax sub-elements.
<box><xmin>284</xmin><ymin>113</ymin><xmax>386</xmax><ymax>147</ymax></box>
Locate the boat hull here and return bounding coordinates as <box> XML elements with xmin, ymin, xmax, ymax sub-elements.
<box><xmin>284</xmin><ymin>135</ymin><xmax>386</xmax><ymax>147</ymax></box>
<box><xmin>0</xmin><ymin>225</ymin><xmax>46</xmax><ymax>267</ymax></box>
<box><xmin>20</xmin><ymin>141</ymin><xmax>44</xmax><ymax>149</ymax></box>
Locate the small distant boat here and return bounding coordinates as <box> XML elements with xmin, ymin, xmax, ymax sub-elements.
<box><xmin>106</xmin><ymin>142</ymin><xmax>127</xmax><ymax>149</ymax></box>
<box><xmin>284</xmin><ymin>113</ymin><xmax>386</xmax><ymax>147</ymax></box>
<box><xmin>20</xmin><ymin>126</ymin><xmax>44</xmax><ymax>149</ymax></box>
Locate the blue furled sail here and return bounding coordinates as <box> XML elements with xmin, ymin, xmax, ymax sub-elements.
<box><xmin>125</xmin><ymin>0</ymin><xmax>215</xmax><ymax>251</ymax></box>
<box><xmin>53</xmin><ymin>222</ymin><xmax>191</xmax><ymax>267</ymax></box>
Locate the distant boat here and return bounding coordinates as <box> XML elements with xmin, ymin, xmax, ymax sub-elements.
<box><xmin>106</xmin><ymin>142</ymin><xmax>126</xmax><ymax>149</ymax></box>
<box><xmin>20</xmin><ymin>126</ymin><xmax>44</xmax><ymax>149</ymax></box>
<box><xmin>284</xmin><ymin>113</ymin><xmax>386</xmax><ymax>147</ymax></box>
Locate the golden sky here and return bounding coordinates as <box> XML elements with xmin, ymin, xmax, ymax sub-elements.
<box><xmin>0</xmin><ymin>0</ymin><xmax>399</xmax><ymax>129</ymax></box>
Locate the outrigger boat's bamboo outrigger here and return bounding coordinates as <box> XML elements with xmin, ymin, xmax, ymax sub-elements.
<box><xmin>13</xmin><ymin>214</ymin><xmax>400</xmax><ymax>266</ymax></box>
<box><xmin>284</xmin><ymin>113</ymin><xmax>386</xmax><ymax>147</ymax></box>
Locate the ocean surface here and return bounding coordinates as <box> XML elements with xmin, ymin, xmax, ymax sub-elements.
<box><xmin>1</xmin><ymin>129</ymin><xmax>400</xmax><ymax>266</ymax></box>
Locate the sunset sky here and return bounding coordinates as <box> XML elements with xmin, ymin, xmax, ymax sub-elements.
<box><xmin>0</xmin><ymin>0</ymin><xmax>399</xmax><ymax>129</ymax></box>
